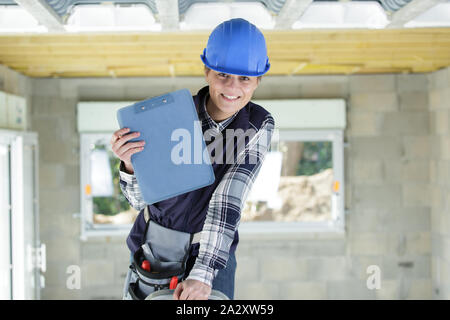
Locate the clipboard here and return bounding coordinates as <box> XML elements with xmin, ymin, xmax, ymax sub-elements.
<box><xmin>117</xmin><ymin>89</ymin><xmax>215</xmax><ymax>205</ymax></box>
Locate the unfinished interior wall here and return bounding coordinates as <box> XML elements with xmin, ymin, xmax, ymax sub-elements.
<box><xmin>237</xmin><ymin>73</ymin><xmax>431</xmax><ymax>299</ymax></box>
<box><xmin>0</xmin><ymin>64</ymin><xmax>31</xmax><ymax>124</ymax></box>
<box><xmin>0</xmin><ymin>64</ymin><xmax>439</xmax><ymax>299</ymax></box>
<box><xmin>429</xmin><ymin>66</ymin><xmax>450</xmax><ymax>299</ymax></box>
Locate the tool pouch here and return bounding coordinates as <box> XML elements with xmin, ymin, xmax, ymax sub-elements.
<box><xmin>122</xmin><ymin>219</ymin><xmax>191</xmax><ymax>300</ymax></box>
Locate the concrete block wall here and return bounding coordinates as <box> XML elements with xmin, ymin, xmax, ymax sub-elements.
<box><xmin>235</xmin><ymin>73</ymin><xmax>432</xmax><ymax>300</ymax></box>
<box><xmin>0</xmin><ymin>63</ymin><xmax>441</xmax><ymax>299</ymax></box>
<box><xmin>0</xmin><ymin>64</ymin><xmax>32</xmax><ymax>129</ymax></box>
<box><xmin>429</xmin><ymin>66</ymin><xmax>450</xmax><ymax>300</ymax></box>
<box><xmin>349</xmin><ymin>73</ymin><xmax>432</xmax><ymax>300</ymax></box>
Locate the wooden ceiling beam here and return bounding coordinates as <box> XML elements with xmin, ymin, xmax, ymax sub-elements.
<box><xmin>0</xmin><ymin>29</ymin><xmax>448</xmax><ymax>77</ymax></box>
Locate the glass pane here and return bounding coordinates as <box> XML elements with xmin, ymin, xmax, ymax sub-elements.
<box><xmin>242</xmin><ymin>140</ymin><xmax>334</xmax><ymax>222</ymax></box>
<box><xmin>89</xmin><ymin>140</ymin><xmax>138</xmax><ymax>225</ymax></box>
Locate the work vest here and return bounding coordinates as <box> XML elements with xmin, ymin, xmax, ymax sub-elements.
<box><xmin>126</xmin><ymin>85</ymin><xmax>271</xmax><ymax>258</ymax></box>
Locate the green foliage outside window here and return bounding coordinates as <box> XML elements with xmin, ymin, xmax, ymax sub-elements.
<box><xmin>297</xmin><ymin>141</ymin><xmax>332</xmax><ymax>176</ymax></box>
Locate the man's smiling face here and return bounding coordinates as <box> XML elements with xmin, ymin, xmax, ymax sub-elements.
<box><xmin>204</xmin><ymin>68</ymin><xmax>260</xmax><ymax>121</ymax></box>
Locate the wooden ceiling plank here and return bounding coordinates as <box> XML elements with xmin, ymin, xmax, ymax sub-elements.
<box><xmin>0</xmin><ymin>29</ymin><xmax>448</xmax><ymax>77</ymax></box>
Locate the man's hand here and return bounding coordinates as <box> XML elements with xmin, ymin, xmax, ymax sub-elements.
<box><xmin>173</xmin><ymin>279</ymin><xmax>211</xmax><ymax>300</ymax></box>
<box><xmin>110</xmin><ymin>127</ymin><xmax>145</xmax><ymax>174</ymax></box>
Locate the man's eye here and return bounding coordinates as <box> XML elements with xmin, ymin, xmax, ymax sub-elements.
<box><xmin>218</xmin><ymin>73</ymin><xmax>228</xmax><ymax>78</ymax></box>
<box><xmin>241</xmin><ymin>77</ymin><xmax>250</xmax><ymax>81</ymax></box>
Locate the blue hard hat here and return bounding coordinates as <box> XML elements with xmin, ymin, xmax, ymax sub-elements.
<box><xmin>201</xmin><ymin>18</ymin><xmax>270</xmax><ymax>77</ymax></box>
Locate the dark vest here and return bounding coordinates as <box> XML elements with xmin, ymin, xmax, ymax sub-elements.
<box><xmin>126</xmin><ymin>86</ymin><xmax>271</xmax><ymax>258</ymax></box>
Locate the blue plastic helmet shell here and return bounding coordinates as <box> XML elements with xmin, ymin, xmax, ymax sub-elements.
<box><xmin>200</xmin><ymin>18</ymin><xmax>270</xmax><ymax>77</ymax></box>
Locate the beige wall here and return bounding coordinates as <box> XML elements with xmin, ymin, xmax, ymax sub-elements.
<box><xmin>1</xmin><ymin>65</ymin><xmax>447</xmax><ymax>299</ymax></box>
<box><xmin>429</xmin><ymin>67</ymin><xmax>450</xmax><ymax>299</ymax></box>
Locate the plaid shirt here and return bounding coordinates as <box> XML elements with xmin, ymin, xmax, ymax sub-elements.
<box><xmin>119</xmin><ymin>92</ymin><xmax>274</xmax><ymax>287</ymax></box>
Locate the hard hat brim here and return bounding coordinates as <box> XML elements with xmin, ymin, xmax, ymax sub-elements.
<box><xmin>201</xmin><ymin>54</ymin><xmax>270</xmax><ymax>77</ymax></box>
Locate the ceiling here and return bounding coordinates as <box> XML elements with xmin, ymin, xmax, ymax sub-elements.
<box><xmin>0</xmin><ymin>1</ymin><xmax>405</xmax><ymax>19</ymax></box>
<box><xmin>0</xmin><ymin>28</ymin><xmax>448</xmax><ymax>78</ymax></box>
<box><xmin>0</xmin><ymin>0</ymin><xmax>448</xmax><ymax>77</ymax></box>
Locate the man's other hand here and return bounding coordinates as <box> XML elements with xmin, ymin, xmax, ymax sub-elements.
<box><xmin>173</xmin><ymin>279</ymin><xmax>212</xmax><ymax>300</ymax></box>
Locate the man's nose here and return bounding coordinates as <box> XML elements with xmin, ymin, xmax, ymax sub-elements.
<box><xmin>225</xmin><ymin>76</ymin><xmax>240</xmax><ymax>88</ymax></box>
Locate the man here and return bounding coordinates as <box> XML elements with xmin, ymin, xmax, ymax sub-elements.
<box><xmin>111</xmin><ymin>18</ymin><xmax>274</xmax><ymax>300</ymax></box>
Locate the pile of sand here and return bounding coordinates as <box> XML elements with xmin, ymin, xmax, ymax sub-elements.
<box><xmin>93</xmin><ymin>168</ymin><xmax>334</xmax><ymax>224</ymax></box>
<box><xmin>94</xmin><ymin>207</ymin><xmax>139</xmax><ymax>224</ymax></box>
<box><xmin>242</xmin><ymin>168</ymin><xmax>334</xmax><ymax>222</ymax></box>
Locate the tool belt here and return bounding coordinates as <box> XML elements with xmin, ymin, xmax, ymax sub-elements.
<box><xmin>122</xmin><ymin>206</ymin><xmax>201</xmax><ymax>300</ymax></box>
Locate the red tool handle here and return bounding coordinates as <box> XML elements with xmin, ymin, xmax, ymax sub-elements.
<box><xmin>169</xmin><ymin>276</ymin><xmax>178</xmax><ymax>290</ymax></box>
<box><xmin>141</xmin><ymin>260</ymin><xmax>151</xmax><ymax>272</ymax></box>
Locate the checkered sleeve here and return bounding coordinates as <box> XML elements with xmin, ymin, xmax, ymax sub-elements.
<box><xmin>118</xmin><ymin>161</ymin><xmax>147</xmax><ymax>211</ymax></box>
<box><xmin>186</xmin><ymin>114</ymin><xmax>275</xmax><ymax>287</ymax></box>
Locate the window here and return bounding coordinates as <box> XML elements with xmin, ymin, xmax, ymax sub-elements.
<box><xmin>80</xmin><ymin>133</ymin><xmax>138</xmax><ymax>239</ymax></box>
<box><xmin>240</xmin><ymin>129</ymin><xmax>345</xmax><ymax>233</ymax></box>
<box><xmin>77</xmin><ymin>98</ymin><xmax>346</xmax><ymax>237</ymax></box>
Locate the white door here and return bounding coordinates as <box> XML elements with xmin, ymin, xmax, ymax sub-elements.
<box><xmin>0</xmin><ymin>130</ymin><xmax>43</xmax><ymax>300</ymax></box>
<box><xmin>0</xmin><ymin>141</ymin><xmax>12</xmax><ymax>299</ymax></box>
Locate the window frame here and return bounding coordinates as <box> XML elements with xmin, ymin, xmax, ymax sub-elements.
<box><xmin>79</xmin><ymin>129</ymin><xmax>345</xmax><ymax>239</ymax></box>
<box><xmin>77</xmin><ymin>98</ymin><xmax>346</xmax><ymax>239</ymax></box>
<box><xmin>80</xmin><ymin>133</ymin><xmax>134</xmax><ymax>240</ymax></box>
<box><xmin>239</xmin><ymin>128</ymin><xmax>345</xmax><ymax>234</ymax></box>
